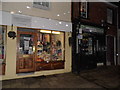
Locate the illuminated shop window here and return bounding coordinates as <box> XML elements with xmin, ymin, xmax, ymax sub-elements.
<box><xmin>0</xmin><ymin>26</ymin><xmax>6</xmax><ymax>63</ymax></box>
<box><xmin>37</xmin><ymin>30</ymin><xmax>65</xmax><ymax>62</ymax></box>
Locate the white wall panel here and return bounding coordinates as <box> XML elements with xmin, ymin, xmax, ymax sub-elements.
<box><xmin>0</xmin><ymin>11</ymin><xmax>12</xmax><ymax>25</ymax></box>
<box><xmin>0</xmin><ymin>11</ymin><xmax>72</xmax><ymax>32</ymax></box>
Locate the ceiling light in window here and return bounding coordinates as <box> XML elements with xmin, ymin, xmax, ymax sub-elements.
<box><xmin>64</xmin><ymin>13</ymin><xmax>66</xmax><ymax>15</ymax></box>
<box><xmin>26</xmin><ymin>6</ymin><xmax>31</xmax><ymax>9</ymax></box>
<box><xmin>40</xmin><ymin>30</ymin><xmax>51</xmax><ymax>33</ymax></box>
<box><xmin>59</xmin><ymin>22</ymin><xmax>62</xmax><ymax>24</ymax></box>
<box><xmin>52</xmin><ymin>31</ymin><xmax>60</xmax><ymax>34</ymax></box>
<box><xmin>18</xmin><ymin>10</ymin><xmax>22</xmax><ymax>14</ymax></box>
<box><xmin>66</xmin><ymin>24</ymin><xmax>68</xmax><ymax>27</ymax></box>
<box><xmin>57</xmin><ymin>14</ymin><xmax>60</xmax><ymax>17</ymax></box>
<box><xmin>10</xmin><ymin>11</ymin><xmax>14</xmax><ymax>14</ymax></box>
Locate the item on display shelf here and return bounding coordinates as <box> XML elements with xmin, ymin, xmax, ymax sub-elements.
<box><xmin>56</xmin><ymin>40</ymin><xmax>61</xmax><ymax>47</ymax></box>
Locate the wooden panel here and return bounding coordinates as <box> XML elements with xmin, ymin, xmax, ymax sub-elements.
<box><xmin>19</xmin><ymin>59</ymin><xmax>24</xmax><ymax>69</ymax></box>
<box><xmin>36</xmin><ymin>62</ymin><xmax>52</xmax><ymax>71</ymax></box>
<box><xmin>24</xmin><ymin>58</ymin><xmax>33</xmax><ymax>69</ymax></box>
<box><xmin>0</xmin><ymin>64</ymin><xmax>5</xmax><ymax>75</ymax></box>
<box><xmin>52</xmin><ymin>61</ymin><xmax>64</xmax><ymax>69</ymax></box>
<box><xmin>36</xmin><ymin>61</ymin><xmax>65</xmax><ymax>71</ymax></box>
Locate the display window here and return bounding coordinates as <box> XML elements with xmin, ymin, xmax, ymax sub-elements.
<box><xmin>36</xmin><ymin>30</ymin><xmax>65</xmax><ymax>62</ymax></box>
<box><xmin>17</xmin><ymin>28</ymin><xmax>65</xmax><ymax>73</ymax></box>
<box><xmin>0</xmin><ymin>25</ymin><xmax>6</xmax><ymax>75</ymax></box>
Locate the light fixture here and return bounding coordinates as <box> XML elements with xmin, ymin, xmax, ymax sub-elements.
<box><xmin>57</xmin><ymin>14</ymin><xmax>60</xmax><ymax>17</ymax></box>
<box><xmin>18</xmin><ymin>10</ymin><xmax>22</xmax><ymax>14</ymax></box>
<box><xmin>8</xmin><ymin>24</ymin><xmax>16</xmax><ymax>39</ymax></box>
<box><xmin>52</xmin><ymin>31</ymin><xmax>60</xmax><ymax>34</ymax></box>
<box><xmin>64</xmin><ymin>13</ymin><xmax>66</xmax><ymax>15</ymax></box>
<box><xmin>59</xmin><ymin>22</ymin><xmax>62</xmax><ymax>24</ymax></box>
<box><xmin>10</xmin><ymin>11</ymin><xmax>14</xmax><ymax>14</ymax></box>
<box><xmin>66</xmin><ymin>24</ymin><xmax>68</xmax><ymax>27</ymax></box>
<box><xmin>26</xmin><ymin>6</ymin><xmax>31</xmax><ymax>9</ymax></box>
<box><xmin>40</xmin><ymin>30</ymin><xmax>51</xmax><ymax>33</ymax></box>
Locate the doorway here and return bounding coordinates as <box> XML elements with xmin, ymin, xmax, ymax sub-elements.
<box><xmin>106</xmin><ymin>35</ymin><xmax>115</xmax><ymax>65</ymax></box>
<box><xmin>17</xmin><ymin>28</ymin><xmax>37</xmax><ymax>73</ymax></box>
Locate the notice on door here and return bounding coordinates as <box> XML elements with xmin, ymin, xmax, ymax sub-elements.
<box><xmin>24</xmin><ymin>37</ymin><xmax>30</xmax><ymax>50</ymax></box>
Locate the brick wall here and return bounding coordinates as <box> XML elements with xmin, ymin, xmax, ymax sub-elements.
<box><xmin>72</xmin><ymin>2</ymin><xmax>118</xmax><ymax>36</ymax></box>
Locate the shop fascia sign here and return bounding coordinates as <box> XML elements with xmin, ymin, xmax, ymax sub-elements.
<box><xmin>81</xmin><ymin>25</ymin><xmax>104</xmax><ymax>34</ymax></box>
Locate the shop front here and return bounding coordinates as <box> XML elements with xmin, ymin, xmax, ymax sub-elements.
<box><xmin>0</xmin><ymin>11</ymin><xmax>72</xmax><ymax>80</ymax></box>
<box><xmin>17</xmin><ymin>27</ymin><xmax>65</xmax><ymax>73</ymax></box>
<box><xmin>72</xmin><ymin>23</ymin><xmax>106</xmax><ymax>72</ymax></box>
<box><xmin>0</xmin><ymin>25</ymin><xmax>71</xmax><ymax>80</ymax></box>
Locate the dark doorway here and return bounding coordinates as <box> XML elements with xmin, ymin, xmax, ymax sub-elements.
<box><xmin>72</xmin><ymin>23</ymin><xmax>106</xmax><ymax>73</ymax></box>
<box><xmin>106</xmin><ymin>36</ymin><xmax>115</xmax><ymax>65</ymax></box>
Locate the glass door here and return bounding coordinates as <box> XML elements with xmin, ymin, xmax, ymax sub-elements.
<box><xmin>17</xmin><ymin>31</ymin><xmax>37</xmax><ymax>73</ymax></box>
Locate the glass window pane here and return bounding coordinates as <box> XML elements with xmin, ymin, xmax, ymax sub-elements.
<box><xmin>37</xmin><ymin>31</ymin><xmax>51</xmax><ymax>62</ymax></box>
<box><xmin>19</xmin><ymin>34</ymin><xmax>34</xmax><ymax>55</ymax></box>
<box><xmin>51</xmin><ymin>31</ymin><xmax>64</xmax><ymax>61</ymax></box>
<box><xmin>0</xmin><ymin>26</ymin><xmax>6</xmax><ymax>63</ymax></box>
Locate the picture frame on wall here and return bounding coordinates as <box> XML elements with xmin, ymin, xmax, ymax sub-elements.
<box><xmin>107</xmin><ymin>8</ymin><xmax>113</xmax><ymax>24</ymax></box>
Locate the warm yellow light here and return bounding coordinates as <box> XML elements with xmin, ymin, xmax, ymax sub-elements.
<box><xmin>52</xmin><ymin>31</ymin><xmax>60</xmax><ymax>34</ymax></box>
<box><xmin>40</xmin><ymin>30</ymin><xmax>51</xmax><ymax>33</ymax></box>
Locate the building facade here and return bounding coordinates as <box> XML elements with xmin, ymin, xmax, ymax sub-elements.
<box><xmin>72</xmin><ymin>1</ymin><xmax>118</xmax><ymax>73</ymax></box>
<box><xmin>0</xmin><ymin>2</ymin><xmax>72</xmax><ymax>80</ymax></box>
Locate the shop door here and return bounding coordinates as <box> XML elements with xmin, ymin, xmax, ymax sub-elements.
<box><xmin>17</xmin><ymin>31</ymin><xmax>37</xmax><ymax>73</ymax></box>
<box><xmin>106</xmin><ymin>36</ymin><xmax>114</xmax><ymax>65</ymax></box>
<box><xmin>79</xmin><ymin>33</ymin><xmax>97</xmax><ymax>70</ymax></box>
<box><xmin>95</xmin><ymin>35</ymin><xmax>106</xmax><ymax>64</ymax></box>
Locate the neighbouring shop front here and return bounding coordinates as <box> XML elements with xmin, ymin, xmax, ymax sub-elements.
<box><xmin>72</xmin><ymin>23</ymin><xmax>106</xmax><ymax>72</ymax></box>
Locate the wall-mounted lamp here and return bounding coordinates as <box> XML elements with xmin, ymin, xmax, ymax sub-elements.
<box><xmin>8</xmin><ymin>24</ymin><xmax>16</xmax><ymax>39</ymax></box>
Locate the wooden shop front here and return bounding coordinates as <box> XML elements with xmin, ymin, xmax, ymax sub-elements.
<box><xmin>17</xmin><ymin>27</ymin><xmax>65</xmax><ymax>73</ymax></box>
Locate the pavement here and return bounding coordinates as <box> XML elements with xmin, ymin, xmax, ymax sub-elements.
<box><xmin>1</xmin><ymin>65</ymin><xmax>120</xmax><ymax>89</ymax></box>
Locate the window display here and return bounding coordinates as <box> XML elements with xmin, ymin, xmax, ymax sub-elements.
<box><xmin>51</xmin><ymin>31</ymin><xmax>64</xmax><ymax>61</ymax></box>
<box><xmin>0</xmin><ymin>25</ymin><xmax>6</xmax><ymax>75</ymax></box>
<box><xmin>36</xmin><ymin>30</ymin><xmax>65</xmax><ymax>62</ymax></box>
<box><xmin>0</xmin><ymin>26</ymin><xmax>6</xmax><ymax>63</ymax></box>
<box><xmin>81</xmin><ymin>33</ymin><xmax>93</xmax><ymax>55</ymax></box>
